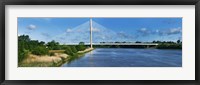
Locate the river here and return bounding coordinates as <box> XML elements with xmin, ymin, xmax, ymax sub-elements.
<box><xmin>62</xmin><ymin>48</ymin><xmax>182</xmax><ymax>67</ymax></box>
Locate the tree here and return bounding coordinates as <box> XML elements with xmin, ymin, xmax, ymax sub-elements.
<box><xmin>79</xmin><ymin>42</ymin><xmax>85</xmax><ymax>45</ymax></box>
<box><xmin>70</xmin><ymin>46</ymin><xmax>78</xmax><ymax>53</ymax></box>
<box><xmin>47</xmin><ymin>40</ymin><xmax>60</xmax><ymax>50</ymax></box>
<box><xmin>18</xmin><ymin>49</ymin><xmax>29</xmax><ymax>63</ymax></box>
<box><xmin>76</xmin><ymin>42</ymin><xmax>86</xmax><ymax>51</ymax></box>
<box><xmin>177</xmin><ymin>40</ymin><xmax>181</xmax><ymax>44</ymax></box>
<box><xmin>18</xmin><ymin>35</ymin><xmax>31</xmax><ymax>42</ymax></box>
<box><xmin>32</xmin><ymin>46</ymin><xmax>48</xmax><ymax>55</ymax></box>
<box><xmin>135</xmin><ymin>41</ymin><xmax>141</xmax><ymax>43</ymax></box>
<box><xmin>39</xmin><ymin>41</ymin><xmax>45</xmax><ymax>45</ymax></box>
<box><xmin>64</xmin><ymin>46</ymin><xmax>74</xmax><ymax>56</ymax></box>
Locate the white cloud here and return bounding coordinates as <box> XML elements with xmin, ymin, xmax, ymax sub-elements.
<box><xmin>140</xmin><ymin>28</ymin><xmax>147</xmax><ymax>31</ymax></box>
<box><xmin>136</xmin><ymin>27</ymin><xmax>182</xmax><ymax>38</ymax></box>
<box><xmin>27</xmin><ymin>24</ymin><xmax>36</xmax><ymax>30</ymax></box>
<box><xmin>156</xmin><ymin>27</ymin><xmax>182</xmax><ymax>35</ymax></box>
<box><xmin>66</xmin><ymin>29</ymin><xmax>73</xmax><ymax>32</ymax></box>
<box><xmin>167</xmin><ymin>27</ymin><xmax>182</xmax><ymax>34</ymax></box>
<box><xmin>155</xmin><ymin>29</ymin><xmax>159</xmax><ymax>33</ymax></box>
<box><xmin>137</xmin><ymin>28</ymin><xmax>151</xmax><ymax>36</ymax></box>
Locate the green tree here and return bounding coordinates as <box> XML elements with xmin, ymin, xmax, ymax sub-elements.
<box><xmin>18</xmin><ymin>35</ymin><xmax>31</xmax><ymax>42</ymax></box>
<box><xmin>32</xmin><ymin>46</ymin><xmax>49</xmax><ymax>55</ymax></box>
<box><xmin>70</xmin><ymin>46</ymin><xmax>78</xmax><ymax>53</ymax></box>
<box><xmin>47</xmin><ymin>40</ymin><xmax>60</xmax><ymax>50</ymax></box>
<box><xmin>64</xmin><ymin>46</ymin><xmax>74</xmax><ymax>56</ymax></box>
<box><xmin>79</xmin><ymin>42</ymin><xmax>85</xmax><ymax>45</ymax></box>
<box><xmin>76</xmin><ymin>42</ymin><xmax>86</xmax><ymax>51</ymax></box>
<box><xmin>18</xmin><ymin>49</ymin><xmax>29</xmax><ymax>63</ymax></box>
<box><xmin>177</xmin><ymin>40</ymin><xmax>181</xmax><ymax>44</ymax></box>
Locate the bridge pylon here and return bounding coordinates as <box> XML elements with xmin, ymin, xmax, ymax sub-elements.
<box><xmin>90</xmin><ymin>18</ymin><xmax>93</xmax><ymax>48</ymax></box>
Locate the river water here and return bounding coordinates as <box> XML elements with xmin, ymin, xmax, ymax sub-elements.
<box><xmin>62</xmin><ymin>48</ymin><xmax>182</xmax><ymax>67</ymax></box>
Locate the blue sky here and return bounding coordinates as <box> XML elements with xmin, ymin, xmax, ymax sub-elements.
<box><xmin>18</xmin><ymin>18</ymin><xmax>182</xmax><ymax>44</ymax></box>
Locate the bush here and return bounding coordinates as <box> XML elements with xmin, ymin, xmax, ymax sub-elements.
<box><xmin>18</xmin><ymin>49</ymin><xmax>29</xmax><ymax>63</ymax></box>
<box><xmin>75</xmin><ymin>42</ymin><xmax>86</xmax><ymax>51</ymax></box>
<box><xmin>157</xmin><ymin>43</ymin><xmax>182</xmax><ymax>49</ymax></box>
<box><xmin>70</xmin><ymin>46</ymin><xmax>78</xmax><ymax>53</ymax></box>
<box><xmin>49</xmin><ymin>52</ymin><xmax>55</xmax><ymax>56</ymax></box>
<box><xmin>64</xmin><ymin>46</ymin><xmax>74</xmax><ymax>56</ymax></box>
<box><xmin>46</xmin><ymin>40</ymin><xmax>60</xmax><ymax>50</ymax></box>
<box><xmin>32</xmin><ymin>46</ymin><xmax>49</xmax><ymax>55</ymax></box>
<box><xmin>76</xmin><ymin>45</ymin><xmax>86</xmax><ymax>51</ymax></box>
<box><xmin>52</xmin><ymin>46</ymin><xmax>61</xmax><ymax>50</ymax></box>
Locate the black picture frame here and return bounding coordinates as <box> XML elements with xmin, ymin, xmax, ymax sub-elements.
<box><xmin>0</xmin><ymin>0</ymin><xmax>200</xmax><ymax>85</ymax></box>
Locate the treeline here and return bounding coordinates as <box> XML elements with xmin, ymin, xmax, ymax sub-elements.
<box><xmin>100</xmin><ymin>40</ymin><xmax>182</xmax><ymax>44</ymax></box>
<box><xmin>152</xmin><ymin>40</ymin><xmax>182</xmax><ymax>49</ymax></box>
<box><xmin>18</xmin><ymin>35</ymin><xmax>87</xmax><ymax>63</ymax></box>
<box><xmin>98</xmin><ymin>40</ymin><xmax>182</xmax><ymax>49</ymax></box>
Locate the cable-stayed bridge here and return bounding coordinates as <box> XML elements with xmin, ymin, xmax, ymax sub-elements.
<box><xmin>55</xmin><ymin>18</ymin><xmax>158</xmax><ymax>48</ymax></box>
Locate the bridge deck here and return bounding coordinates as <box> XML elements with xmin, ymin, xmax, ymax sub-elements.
<box><xmin>67</xmin><ymin>43</ymin><xmax>159</xmax><ymax>46</ymax></box>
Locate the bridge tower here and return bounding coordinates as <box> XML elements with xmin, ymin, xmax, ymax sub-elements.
<box><xmin>90</xmin><ymin>18</ymin><xmax>93</xmax><ymax>48</ymax></box>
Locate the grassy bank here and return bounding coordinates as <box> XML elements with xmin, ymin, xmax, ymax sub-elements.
<box><xmin>18</xmin><ymin>35</ymin><xmax>92</xmax><ymax>67</ymax></box>
<box><xmin>19</xmin><ymin>48</ymin><xmax>94</xmax><ymax>67</ymax></box>
<box><xmin>66</xmin><ymin>48</ymin><xmax>94</xmax><ymax>64</ymax></box>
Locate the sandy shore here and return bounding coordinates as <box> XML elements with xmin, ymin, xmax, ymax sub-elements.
<box><xmin>77</xmin><ymin>48</ymin><xmax>94</xmax><ymax>54</ymax></box>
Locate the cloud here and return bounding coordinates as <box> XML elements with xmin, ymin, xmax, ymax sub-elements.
<box><xmin>156</xmin><ymin>27</ymin><xmax>182</xmax><ymax>35</ymax></box>
<box><xmin>27</xmin><ymin>24</ymin><xmax>36</xmax><ymax>30</ymax></box>
<box><xmin>66</xmin><ymin>29</ymin><xmax>73</xmax><ymax>32</ymax></box>
<box><xmin>166</xmin><ymin>27</ymin><xmax>182</xmax><ymax>35</ymax></box>
<box><xmin>137</xmin><ymin>28</ymin><xmax>152</xmax><ymax>36</ymax></box>
<box><xmin>136</xmin><ymin>27</ymin><xmax>182</xmax><ymax>39</ymax></box>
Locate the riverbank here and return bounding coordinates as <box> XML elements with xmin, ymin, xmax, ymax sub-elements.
<box><xmin>19</xmin><ymin>48</ymin><xmax>94</xmax><ymax>67</ymax></box>
<box><xmin>78</xmin><ymin>48</ymin><xmax>94</xmax><ymax>54</ymax></box>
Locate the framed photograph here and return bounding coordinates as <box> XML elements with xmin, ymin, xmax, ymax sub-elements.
<box><xmin>0</xmin><ymin>0</ymin><xmax>199</xmax><ymax>85</ymax></box>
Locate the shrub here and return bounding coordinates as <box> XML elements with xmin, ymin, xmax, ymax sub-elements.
<box><xmin>52</xmin><ymin>46</ymin><xmax>61</xmax><ymax>50</ymax></box>
<box><xmin>32</xmin><ymin>46</ymin><xmax>49</xmax><ymax>55</ymax></box>
<box><xmin>49</xmin><ymin>52</ymin><xmax>55</xmax><ymax>56</ymax></box>
<box><xmin>70</xmin><ymin>46</ymin><xmax>78</xmax><ymax>53</ymax></box>
<box><xmin>75</xmin><ymin>42</ymin><xmax>86</xmax><ymax>51</ymax></box>
<box><xmin>76</xmin><ymin>45</ymin><xmax>86</xmax><ymax>51</ymax></box>
<box><xmin>157</xmin><ymin>43</ymin><xmax>182</xmax><ymax>49</ymax></box>
<box><xmin>18</xmin><ymin>49</ymin><xmax>29</xmax><ymax>63</ymax></box>
<box><xmin>46</xmin><ymin>40</ymin><xmax>60</xmax><ymax>50</ymax></box>
<box><xmin>64</xmin><ymin>46</ymin><xmax>74</xmax><ymax>56</ymax></box>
